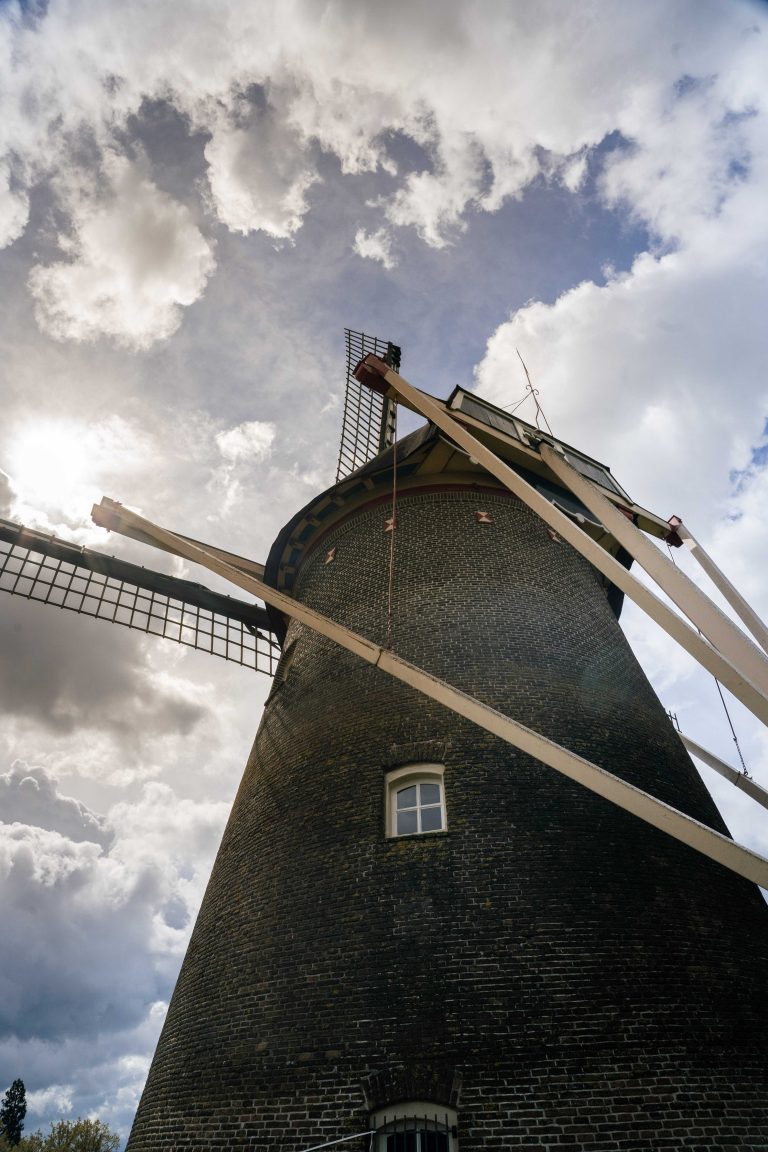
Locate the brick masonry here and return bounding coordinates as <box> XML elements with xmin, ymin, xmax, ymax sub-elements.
<box><xmin>127</xmin><ymin>484</ymin><xmax>768</xmax><ymax>1151</ymax></box>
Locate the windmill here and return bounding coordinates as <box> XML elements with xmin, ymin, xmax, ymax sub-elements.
<box><xmin>3</xmin><ymin>330</ymin><xmax>768</xmax><ymax>1150</ymax></box>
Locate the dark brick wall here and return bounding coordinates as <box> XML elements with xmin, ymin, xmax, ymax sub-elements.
<box><xmin>128</xmin><ymin>486</ymin><xmax>768</xmax><ymax>1151</ymax></box>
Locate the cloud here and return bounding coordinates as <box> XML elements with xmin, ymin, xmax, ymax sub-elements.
<box><xmin>26</xmin><ymin>1084</ymin><xmax>74</xmax><ymax>1118</ymax></box>
<box><xmin>0</xmin><ymin>762</ymin><xmax>111</xmax><ymax>847</ymax></box>
<box><xmin>0</xmin><ymin>768</ymin><xmax>232</xmax><ymax>1138</ymax></box>
<box><xmin>601</xmin><ymin>75</ymin><xmax>758</xmax><ymax>246</ymax></box>
<box><xmin>0</xmin><ymin>1007</ymin><xmax>165</xmax><ymax>1142</ymax></box>
<box><xmin>0</xmin><ymin>469</ymin><xmax>14</xmax><ymax>518</ymax></box>
<box><xmin>5</xmin><ymin>414</ymin><xmax>156</xmax><ymax>531</ymax></box>
<box><xmin>353</xmin><ymin>226</ymin><xmax>395</xmax><ymax>268</ymax></box>
<box><xmin>0</xmin><ymin>159</ymin><xmax>28</xmax><ymax>249</ymax></box>
<box><xmin>204</xmin><ymin>100</ymin><xmax>318</xmax><ymax>239</ymax></box>
<box><xmin>0</xmin><ymin>595</ymin><xmax>210</xmax><ymax>771</ymax></box>
<box><xmin>0</xmin><ymin>774</ymin><xmax>228</xmax><ymax>1044</ymax></box>
<box><xmin>28</xmin><ymin>154</ymin><xmax>215</xmax><ymax>349</ymax></box>
<box><xmin>559</xmin><ymin>151</ymin><xmax>588</xmax><ymax>194</ymax></box>
<box><xmin>474</xmin><ymin>151</ymin><xmax>768</xmax><ymax>532</ymax></box>
<box><xmin>214</xmin><ymin>420</ymin><xmax>275</xmax><ymax>463</ymax></box>
<box><xmin>210</xmin><ymin>419</ymin><xmax>276</xmax><ymax>515</ymax></box>
<box><xmin>382</xmin><ymin>134</ymin><xmax>486</xmax><ymax>245</ymax></box>
<box><xmin>0</xmin><ymin>0</ymin><xmax>762</xmax><ymax>344</ymax></box>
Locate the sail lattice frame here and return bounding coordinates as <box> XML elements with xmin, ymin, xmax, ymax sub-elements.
<box><xmin>0</xmin><ymin>519</ymin><xmax>280</xmax><ymax>675</ymax></box>
<box><xmin>336</xmin><ymin>329</ymin><xmax>401</xmax><ymax>481</ymax></box>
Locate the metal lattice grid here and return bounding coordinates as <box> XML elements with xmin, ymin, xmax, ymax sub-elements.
<box><xmin>0</xmin><ymin>521</ymin><xmax>280</xmax><ymax>675</ymax></box>
<box><xmin>372</xmin><ymin>1111</ymin><xmax>455</xmax><ymax>1152</ymax></box>
<box><xmin>336</xmin><ymin>329</ymin><xmax>401</xmax><ymax>481</ymax></box>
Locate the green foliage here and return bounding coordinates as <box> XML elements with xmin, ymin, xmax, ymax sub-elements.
<box><xmin>16</xmin><ymin>1119</ymin><xmax>120</xmax><ymax>1152</ymax></box>
<box><xmin>0</xmin><ymin>1080</ymin><xmax>27</xmax><ymax>1146</ymax></box>
<box><xmin>23</xmin><ymin>1120</ymin><xmax>120</xmax><ymax>1152</ymax></box>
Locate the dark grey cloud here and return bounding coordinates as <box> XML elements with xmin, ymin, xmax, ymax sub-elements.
<box><xmin>0</xmin><ymin>824</ymin><xmax>164</xmax><ymax>1041</ymax></box>
<box><xmin>0</xmin><ymin>774</ymin><xmax>229</xmax><ymax>1047</ymax></box>
<box><xmin>0</xmin><ymin>594</ymin><xmax>206</xmax><ymax>744</ymax></box>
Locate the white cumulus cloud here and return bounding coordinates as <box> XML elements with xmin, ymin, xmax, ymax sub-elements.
<box><xmin>215</xmin><ymin>420</ymin><xmax>275</xmax><ymax>463</ymax></box>
<box><xmin>0</xmin><ymin>0</ymin><xmax>763</xmax><ymax>339</ymax></box>
<box><xmin>0</xmin><ymin>159</ymin><xmax>28</xmax><ymax>249</ymax></box>
<box><xmin>353</xmin><ymin>226</ymin><xmax>395</xmax><ymax>268</ymax></box>
<box><xmin>28</xmin><ymin>155</ymin><xmax>215</xmax><ymax>350</ymax></box>
<box><xmin>205</xmin><ymin>102</ymin><xmax>318</xmax><ymax>239</ymax></box>
<box><xmin>211</xmin><ymin>419</ymin><xmax>276</xmax><ymax>515</ymax></box>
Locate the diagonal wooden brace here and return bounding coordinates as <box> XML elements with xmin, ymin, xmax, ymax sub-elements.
<box><xmin>669</xmin><ymin>517</ymin><xmax>768</xmax><ymax>657</ymax></box>
<box><xmin>540</xmin><ymin>443</ymin><xmax>768</xmax><ymax>698</ymax></box>
<box><xmin>92</xmin><ymin>497</ymin><xmax>768</xmax><ymax>889</ymax></box>
<box><xmin>353</xmin><ymin>356</ymin><xmax>768</xmax><ymax>729</ymax></box>
<box><xmin>678</xmin><ymin>731</ymin><xmax>768</xmax><ymax>813</ymax></box>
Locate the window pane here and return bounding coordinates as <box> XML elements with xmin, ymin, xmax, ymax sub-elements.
<box><xmin>420</xmin><ymin>783</ymin><xmax>440</xmax><ymax>805</ymax></box>
<box><xmin>564</xmin><ymin>451</ymin><xmax>623</xmax><ymax>495</ymax></box>
<box><xmin>397</xmin><ymin>810</ymin><xmax>418</xmax><ymax>835</ymax></box>
<box><xmin>423</xmin><ymin>1133</ymin><xmax>449</xmax><ymax>1152</ymax></box>
<box><xmin>396</xmin><ymin>785</ymin><xmax>417</xmax><ymax>810</ymax></box>
<box><xmin>386</xmin><ymin>1135</ymin><xmax>417</xmax><ymax>1152</ymax></box>
<box><xmin>420</xmin><ymin>806</ymin><xmax>443</xmax><ymax>832</ymax></box>
<box><xmin>458</xmin><ymin>393</ymin><xmax>521</xmax><ymax>441</ymax></box>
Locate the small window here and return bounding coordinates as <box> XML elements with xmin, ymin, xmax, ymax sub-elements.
<box><xmin>453</xmin><ymin>391</ymin><xmax>522</xmax><ymax>442</ymax></box>
<box><xmin>385</xmin><ymin>765</ymin><xmax>446</xmax><ymax>838</ymax></box>
<box><xmin>384</xmin><ymin>1131</ymin><xmax>448</xmax><ymax>1152</ymax></box>
<box><xmin>562</xmin><ymin>450</ymin><xmax>628</xmax><ymax>498</ymax></box>
<box><xmin>372</xmin><ymin>1105</ymin><xmax>456</xmax><ymax>1151</ymax></box>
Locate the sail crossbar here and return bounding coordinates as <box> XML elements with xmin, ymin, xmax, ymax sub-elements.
<box><xmin>0</xmin><ymin>518</ymin><xmax>279</xmax><ymax>675</ymax></box>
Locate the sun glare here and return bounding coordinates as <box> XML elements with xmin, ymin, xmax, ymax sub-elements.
<box><xmin>7</xmin><ymin>420</ymin><xmax>105</xmax><ymax>523</ymax></box>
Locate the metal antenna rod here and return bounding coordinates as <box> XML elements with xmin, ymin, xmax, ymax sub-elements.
<box><xmin>515</xmin><ymin>347</ymin><xmax>553</xmax><ymax>436</ymax></box>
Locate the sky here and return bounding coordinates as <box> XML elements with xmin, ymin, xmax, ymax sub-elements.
<box><xmin>1</xmin><ymin>0</ymin><xmax>768</xmax><ymax>1142</ymax></box>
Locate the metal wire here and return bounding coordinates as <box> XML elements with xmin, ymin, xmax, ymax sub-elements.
<box><xmin>712</xmin><ymin>677</ymin><xmax>751</xmax><ymax>777</ymax></box>
<box><xmin>0</xmin><ymin>523</ymin><xmax>280</xmax><ymax>676</ymax></box>
<box><xmin>336</xmin><ymin>329</ymin><xmax>400</xmax><ymax>481</ymax></box>
<box><xmin>507</xmin><ymin>347</ymin><xmax>553</xmax><ymax>436</ymax></box>
<box><xmin>666</xmin><ymin>541</ymin><xmax>750</xmax><ymax>776</ymax></box>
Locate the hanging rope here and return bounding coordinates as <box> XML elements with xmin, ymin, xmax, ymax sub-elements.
<box><xmin>385</xmin><ymin>404</ymin><xmax>398</xmax><ymax>650</ymax></box>
<box><xmin>666</xmin><ymin>542</ymin><xmax>751</xmax><ymax>777</ymax></box>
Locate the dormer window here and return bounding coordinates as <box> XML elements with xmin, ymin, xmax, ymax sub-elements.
<box><xmin>385</xmin><ymin>765</ymin><xmax>447</xmax><ymax>838</ymax></box>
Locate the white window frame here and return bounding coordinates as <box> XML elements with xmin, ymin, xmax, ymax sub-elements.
<box><xmin>372</xmin><ymin>1103</ymin><xmax>457</xmax><ymax>1151</ymax></box>
<box><xmin>385</xmin><ymin>764</ymin><xmax>447</xmax><ymax>839</ymax></box>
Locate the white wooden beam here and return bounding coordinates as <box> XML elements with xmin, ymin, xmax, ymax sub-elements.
<box><xmin>540</xmin><ymin>444</ymin><xmax>768</xmax><ymax>698</ymax></box>
<box><xmin>669</xmin><ymin>517</ymin><xmax>768</xmax><ymax>657</ymax></box>
<box><xmin>92</xmin><ymin>496</ymin><xmax>768</xmax><ymax>889</ymax></box>
<box><xmin>94</xmin><ymin>500</ymin><xmax>265</xmax><ymax>579</ymax></box>
<box><xmin>354</xmin><ymin>357</ymin><xmax>768</xmax><ymax>730</ymax></box>
<box><xmin>678</xmin><ymin>732</ymin><xmax>768</xmax><ymax>812</ymax></box>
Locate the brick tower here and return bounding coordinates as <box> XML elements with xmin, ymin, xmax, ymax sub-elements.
<box><xmin>126</xmin><ymin>387</ymin><xmax>768</xmax><ymax>1151</ymax></box>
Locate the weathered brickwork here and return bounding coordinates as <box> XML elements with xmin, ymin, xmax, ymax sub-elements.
<box><xmin>128</xmin><ymin>484</ymin><xmax>768</xmax><ymax>1151</ymax></box>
